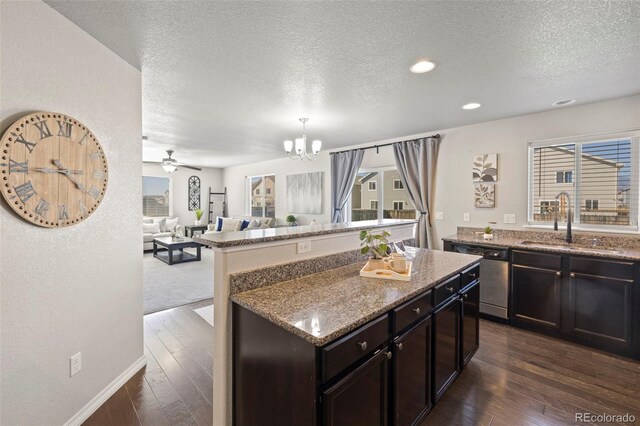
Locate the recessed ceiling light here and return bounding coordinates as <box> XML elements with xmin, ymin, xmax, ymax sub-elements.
<box><xmin>410</xmin><ymin>60</ymin><xmax>436</xmax><ymax>74</ymax></box>
<box><xmin>552</xmin><ymin>99</ymin><xmax>576</xmax><ymax>106</ymax></box>
<box><xmin>462</xmin><ymin>102</ymin><xmax>482</xmax><ymax>110</ymax></box>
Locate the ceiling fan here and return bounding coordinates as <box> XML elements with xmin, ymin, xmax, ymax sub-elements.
<box><xmin>145</xmin><ymin>149</ymin><xmax>202</xmax><ymax>172</ymax></box>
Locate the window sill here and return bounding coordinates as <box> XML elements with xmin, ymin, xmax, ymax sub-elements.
<box><xmin>523</xmin><ymin>224</ymin><xmax>640</xmax><ymax>235</ymax></box>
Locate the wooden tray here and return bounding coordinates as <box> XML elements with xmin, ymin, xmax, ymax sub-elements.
<box><xmin>360</xmin><ymin>260</ymin><xmax>412</xmax><ymax>282</ymax></box>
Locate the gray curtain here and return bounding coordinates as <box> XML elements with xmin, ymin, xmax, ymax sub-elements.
<box><xmin>330</xmin><ymin>149</ymin><xmax>364</xmax><ymax>223</ymax></box>
<box><xmin>393</xmin><ymin>137</ymin><xmax>441</xmax><ymax>248</ymax></box>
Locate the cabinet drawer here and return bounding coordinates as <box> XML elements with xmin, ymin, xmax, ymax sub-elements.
<box><xmin>512</xmin><ymin>250</ymin><xmax>562</xmax><ymax>270</ymax></box>
<box><xmin>570</xmin><ymin>257</ymin><xmax>634</xmax><ymax>281</ymax></box>
<box><xmin>393</xmin><ymin>290</ymin><xmax>432</xmax><ymax>334</ymax></box>
<box><xmin>322</xmin><ymin>314</ymin><xmax>389</xmax><ymax>382</ymax></box>
<box><xmin>461</xmin><ymin>264</ymin><xmax>480</xmax><ymax>288</ymax></box>
<box><xmin>434</xmin><ymin>275</ymin><xmax>460</xmax><ymax>306</ymax></box>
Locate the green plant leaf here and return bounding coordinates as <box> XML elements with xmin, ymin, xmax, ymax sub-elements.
<box><xmin>361</xmin><ymin>246</ymin><xmax>369</xmax><ymax>255</ymax></box>
<box><xmin>359</xmin><ymin>230</ymin><xmax>367</xmax><ymax>240</ymax></box>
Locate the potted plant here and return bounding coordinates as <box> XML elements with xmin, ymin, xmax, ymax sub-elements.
<box><xmin>195</xmin><ymin>209</ymin><xmax>204</xmax><ymax>226</ymax></box>
<box><xmin>483</xmin><ymin>226</ymin><xmax>494</xmax><ymax>240</ymax></box>
<box><xmin>359</xmin><ymin>229</ymin><xmax>391</xmax><ymax>270</ymax></box>
<box><xmin>286</xmin><ymin>215</ymin><xmax>297</xmax><ymax>226</ymax></box>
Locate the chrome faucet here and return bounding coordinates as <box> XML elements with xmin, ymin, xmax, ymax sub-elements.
<box><xmin>554</xmin><ymin>191</ymin><xmax>573</xmax><ymax>243</ymax></box>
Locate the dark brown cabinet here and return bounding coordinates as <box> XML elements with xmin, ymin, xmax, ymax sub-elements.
<box><xmin>566</xmin><ymin>257</ymin><xmax>635</xmax><ymax>354</ymax></box>
<box><xmin>322</xmin><ymin>348</ymin><xmax>390</xmax><ymax>426</ymax></box>
<box><xmin>393</xmin><ymin>317</ymin><xmax>432</xmax><ymax>426</ymax></box>
<box><xmin>460</xmin><ymin>280</ymin><xmax>480</xmax><ymax>367</ymax></box>
<box><xmin>510</xmin><ymin>250</ymin><xmax>563</xmax><ymax>331</ymax></box>
<box><xmin>433</xmin><ymin>296</ymin><xmax>461</xmax><ymax>402</ymax></box>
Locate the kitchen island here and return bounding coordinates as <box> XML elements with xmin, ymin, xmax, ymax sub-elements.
<box><xmin>231</xmin><ymin>248</ymin><xmax>481</xmax><ymax>426</ymax></box>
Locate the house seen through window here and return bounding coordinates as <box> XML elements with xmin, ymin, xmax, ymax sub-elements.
<box><xmin>350</xmin><ymin>168</ymin><xmax>415</xmax><ymax>221</ymax></box>
<box><xmin>143</xmin><ymin>176</ymin><xmax>170</xmax><ymax>217</ymax></box>
<box><xmin>529</xmin><ymin>134</ymin><xmax>638</xmax><ymax>229</ymax></box>
<box><xmin>249</xmin><ymin>175</ymin><xmax>275</xmax><ymax>218</ymax></box>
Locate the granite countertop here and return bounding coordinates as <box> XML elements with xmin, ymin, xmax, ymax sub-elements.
<box><xmin>193</xmin><ymin>219</ymin><xmax>417</xmax><ymax>248</ymax></box>
<box><xmin>442</xmin><ymin>234</ymin><xmax>640</xmax><ymax>261</ymax></box>
<box><xmin>230</xmin><ymin>248</ymin><xmax>481</xmax><ymax>346</ymax></box>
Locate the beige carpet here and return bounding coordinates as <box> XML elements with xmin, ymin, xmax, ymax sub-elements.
<box><xmin>143</xmin><ymin>248</ymin><xmax>214</xmax><ymax>314</ymax></box>
<box><xmin>194</xmin><ymin>305</ymin><xmax>214</xmax><ymax>326</ymax></box>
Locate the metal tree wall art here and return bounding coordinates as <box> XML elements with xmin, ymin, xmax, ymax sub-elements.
<box><xmin>472</xmin><ymin>154</ymin><xmax>498</xmax><ymax>182</ymax></box>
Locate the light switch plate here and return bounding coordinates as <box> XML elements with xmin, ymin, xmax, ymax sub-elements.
<box><xmin>463</xmin><ymin>212</ymin><xmax>470</xmax><ymax>222</ymax></box>
<box><xmin>435</xmin><ymin>211</ymin><xmax>444</xmax><ymax>220</ymax></box>
<box><xmin>504</xmin><ymin>214</ymin><xmax>516</xmax><ymax>224</ymax></box>
<box><xmin>70</xmin><ymin>352</ymin><xmax>81</xmax><ymax>377</ymax></box>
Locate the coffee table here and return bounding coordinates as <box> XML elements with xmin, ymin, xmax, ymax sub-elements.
<box><xmin>153</xmin><ymin>237</ymin><xmax>202</xmax><ymax>265</ymax></box>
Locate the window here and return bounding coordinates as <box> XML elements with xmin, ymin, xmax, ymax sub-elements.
<box><xmin>248</xmin><ymin>175</ymin><xmax>275</xmax><ymax>218</ymax></box>
<box><xmin>143</xmin><ymin>176</ymin><xmax>171</xmax><ymax>217</ymax></box>
<box><xmin>585</xmin><ymin>200</ymin><xmax>599</xmax><ymax>211</ymax></box>
<box><xmin>350</xmin><ymin>168</ymin><xmax>415</xmax><ymax>221</ymax></box>
<box><xmin>529</xmin><ymin>132</ymin><xmax>639</xmax><ymax>229</ymax></box>
<box><xmin>555</xmin><ymin>171</ymin><xmax>573</xmax><ymax>183</ymax></box>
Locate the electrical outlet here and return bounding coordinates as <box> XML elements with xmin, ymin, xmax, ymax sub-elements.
<box><xmin>297</xmin><ymin>241</ymin><xmax>311</xmax><ymax>254</ymax></box>
<box><xmin>435</xmin><ymin>211</ymin><xmax>444</xmax><ymax>220</ymax></box>
<box><xmin>504</xmin><ymin>214</ymin><xmax>516</xmax><ymax>224</ymax></box>
<box><xmin>70</xmin><ymin>352</ymin><xmax>81</xmax><ymax>377</ymax></box>
<box><xmin>463</xmin><ymin>212</ymin><xmax>470</xmax><ymax>222</ymax></box>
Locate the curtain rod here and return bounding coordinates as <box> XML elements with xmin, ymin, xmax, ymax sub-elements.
<box><xmin>329</xmin><ymin>134</ymin><xmax>441</xmax><ymax>155</ymax></box>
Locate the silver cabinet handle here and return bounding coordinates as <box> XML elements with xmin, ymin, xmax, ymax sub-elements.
<box><xmin>447</xmin><ymin>286</ymin><xmax>454</xmax><ymax>293</ymax></box>
<box><xmin>386</xmin><ymin>351</ymin><xmax>392</xmax><ymax>360</ymax></box>
<box><xmin>396</xmin><ymin>342</ymin><xmax>403</xmax><ymax>351</ymax></box>
<box><xmin>357</xmin><ymin>341</ymin><xmax>367</xmax><ymax>351</ymax></box>
<box><xmin>412</xmin><ymin>307</ymin><xmax>421</xmax><ymax>315</ymax></box>
<box><xmin>570</xmin><ymin>273</ymin><xmax>575</xmax><ymax>278</ymax></box>
<box><xmin>469</xmin><ymin>272</ymin><xmax>478</xmax><ymax>277</ymax></box>
<box><xmin>556</xmin><ymin>272</ymin><xmax>561</xmax><ymax>277</ymax></box>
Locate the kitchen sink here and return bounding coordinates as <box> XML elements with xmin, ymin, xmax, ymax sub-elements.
<box><xmin>518</xmin><ymin>240</ymin><xmax>619</xmax><ymax>254</ymax></box>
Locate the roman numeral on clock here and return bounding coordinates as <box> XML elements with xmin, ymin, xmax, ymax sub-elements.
<box><xmin>57</xmin><ymin>120</ymin><xmax>73</xmax><ymax>138</ymax></box>
<box><xmin>88</xmin><ymin>185</ymin><xmax>101</xmax><ymax>199</ymax></box>
<box><xmin>33</xmin><ymin>120</ymin><xmax>52</xmax><ymax>139</ymax></box>
<box><xmin>58</xmin><ymin>204</ymin><xmax>69</xmax><ymax>220</ymax></box>
<box><xmin>89</xmin><ymin>151</ymin><xmax>100</xmax><ymax>161</ymax></box>
<box><xmin>11</xmin><ymin>132</ymin><xmax>36</xmax><ymax>153</ymax></box>
<box><xmin>14</xmin><ymin>181</ymin><xmax>36</xmax><ymax>204</ymax></box>
<box><xmin>79</xmin><ymin>200</ymin><xmax>87</xmax><ymax>215</ymax></box>
<box><xmin>93</xmin><ymin>170</ymin><xmax>105</xmax><ymax>179</ymax></box>
<box><xmin>0</xmin><ymin>159</ymin><xmax>29</xmax><ymax>173</ymax></box>
<box><xmin>78</xmin><ymin>131</ymin><xmax>90</xmax><ymax>146</ymax></box>
<box><xmin>34</xmin><ymin>199</ymin><xmax>49</xmax><ymax>217</ymax></box>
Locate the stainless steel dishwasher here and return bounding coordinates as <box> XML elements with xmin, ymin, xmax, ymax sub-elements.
<box><xmin>449</xmin><ymin>243</ymin><xmax>510</xmax><ymax>320</ymax></box>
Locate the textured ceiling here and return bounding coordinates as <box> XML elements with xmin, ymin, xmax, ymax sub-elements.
<box><xmin>45</xmin><ymin>1</ymin><xmax>640</xmax><ymax>168</ymax></box>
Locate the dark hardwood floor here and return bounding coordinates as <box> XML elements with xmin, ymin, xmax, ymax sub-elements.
<box><xmin>83</xmin><ymin>303</ymin><xmax>639</xmax><ymax>426</ymax></box>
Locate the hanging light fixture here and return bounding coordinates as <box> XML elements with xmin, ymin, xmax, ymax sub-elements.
<box><xmin>284</xmin><ymin>118</ymin><xmax>322</xmax><ymax>160</ymax></box>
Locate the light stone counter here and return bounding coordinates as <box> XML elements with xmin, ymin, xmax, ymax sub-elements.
<box><xmin>193</xmin><ymin>219</ymin><xmax>417</xmax><ymax>248</ymax></box>
<box><xmin>231</xmin><ymin>247</ymin><xmax>481</xmax><ymax>346</ymax></box>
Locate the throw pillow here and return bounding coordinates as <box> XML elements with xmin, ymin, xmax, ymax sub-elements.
<box><xmin>143</xmin><ymin>223</ymin><xmax>160</xmax><ymax>234</ymax></box>
<box><xmin>215</xmin><ymin>216</ymin><xmax>229</xmax><ymax>231</ymax></box>
<box><xmin>143</xmin><ymin>218</ymin><xmax>153</xmax><ymax>224</ymax></box>
<box><xmin>164</xmin><ymin>217</ymin><xmax>179</xmax><ymax>232</ymax></box>
<box><xmin>221</xmin><ymin>218</ymin><xmax>243</xmax><ymax>232</ymax></box>
<box><xmin>245</xmin><ymin>219</ymin><xmax>261</xmax><ymax>229</ymax></box>
<box><xmin>240</xmin><ymin>219</ymin><xmax>251</xmax><ymax>230</ymax></box>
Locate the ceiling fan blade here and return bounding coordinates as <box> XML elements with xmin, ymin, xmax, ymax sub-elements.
<box><xmin>143</xmin><ymin>161</ymin><xmax>163</xmax><ymax>164</ymax></box>
<box><xmin>178</xmin><ymin>164</ymin><xmax>202</xmax><ymax>171</ymax></box>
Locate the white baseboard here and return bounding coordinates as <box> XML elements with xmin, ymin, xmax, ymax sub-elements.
<box><xmin>64</xmin><ymin>355</ymin><xmax>147</xmax><ymax>426</ymax></box>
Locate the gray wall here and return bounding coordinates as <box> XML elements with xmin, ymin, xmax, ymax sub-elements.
<box><xmin>0</xmin><ymin>1</ymin><xmax>143</xmax><ymax>424</ymax></box>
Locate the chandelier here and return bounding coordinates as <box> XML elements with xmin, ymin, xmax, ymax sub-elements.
<box><xmin>283</xmin><ymin>118</ymin><xmax>322</xmax><ymax>160</ymax></box>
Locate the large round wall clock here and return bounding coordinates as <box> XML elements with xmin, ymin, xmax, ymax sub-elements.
<box><xmin>0</xmin><ymin>112</ymin><xmax>108</xmax><ymax>227</ymax></box>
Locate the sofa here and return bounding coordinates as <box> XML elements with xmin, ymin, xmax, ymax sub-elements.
<box><xmin>203</xmin><ymin>216</ymin><xmax>275</xmax><ymax>235</ymax></box>
<box><xmin>143</xmin><ymin>216</ymin><xmax>185</xmax><ymax>251</ymax></box>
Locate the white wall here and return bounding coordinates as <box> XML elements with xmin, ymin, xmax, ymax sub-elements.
<box><xmin>223</xmin><ymin>95</ymin><xmax>640</xmax><ymax>242</ymax></box>
<box><xmin>0</xmin><ymin>2</ymin><xmax>143</xmax><ymax>425</ymax></box>
<box><xmin>143</xmin><ymin>164</ymin><xmax>224</xmax><ymax>225</ymax></box>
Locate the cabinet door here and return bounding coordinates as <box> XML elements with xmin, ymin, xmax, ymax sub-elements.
<box><xmin>322</xmin><ymin>348</ymin><xmax>390</xmax><ymax>426</ymax></box>
<box><xmin>511</xmin><ymin>265</ymin><xmax>562</xmax><ymax>330</ymax></box>
<box><xmin>461</xmin><ymin>281</ymin><xmax>480</xmax><ymax>367</ymax></box>
<box><xmin>566</xmin><ymin>272</ymin><xmax>634</xmax><ymax>352</ymax></box>
<box><xmin>393</xmin><ymin>317</ymin><xmax>431</xmax><ymax>426</ymax></box>
<box><xmin>433</xmin><ymin>297</ymin><xmax>461</xmax><ymax>403</ymax></box>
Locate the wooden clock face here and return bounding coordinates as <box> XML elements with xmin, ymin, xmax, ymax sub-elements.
<box><xmin>0</xmin><ymin>112</ymin><xmax>108</xmax><ymax>227</ymax></box>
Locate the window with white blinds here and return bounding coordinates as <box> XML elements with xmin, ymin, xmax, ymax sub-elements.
<box><xmin>143</xmin><ymin>176</ymin><xmax>171</xmax><ymax>217</ymax></box>
<box><xmin>529</xmin><ymin>134</ymin><xmax>639</xmax><ymax>230</ymax></box>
